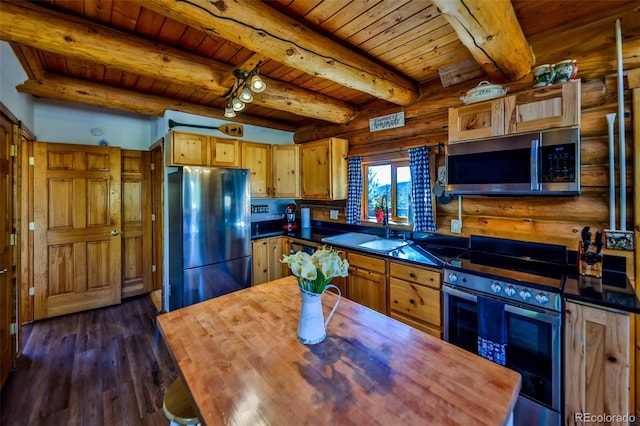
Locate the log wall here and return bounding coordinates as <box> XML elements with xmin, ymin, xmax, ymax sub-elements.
<box><xmin>304</xmin><ymin>75</ymin><xmax>635</xmax><ymax>282</ymax></box>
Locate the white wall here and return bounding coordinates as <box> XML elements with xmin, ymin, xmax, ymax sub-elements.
<box><xmin>0</xmin><ymin>41</ymin><xmax>34</xmax><ymax>130</ymax></box>
<box><xmin>34</xmin><ymin>99</ymin><xmax>153</xmax><ymax>150</ymax></box>
<box><xmin>161</xmin><ymin>110</ymin><xmax>294</xmax><ymax>144</ymax></box>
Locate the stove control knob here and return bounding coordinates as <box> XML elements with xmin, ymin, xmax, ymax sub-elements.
<box><xmin>504</xmin><ymin>286</ymin><xmax>516</xmax><ymax>297</ymax></box>
<box><xmin>490</xmin><ymin>282</ymin><xmax>502</xmax><ymax>293</ymax></box>
<box><xmin>535</xmin><ymin>293</ymin><xmax>549</xmax><ymax>305</ymax></box>
<box><xmin>448</xmin><ymin>272</ymin><xmax>459</xmax><ymax>283</ymax></box>
<box><xmin>519</xmin><ymin>289</ymin><xmax>532</xmax><ymax>301</ymax></box>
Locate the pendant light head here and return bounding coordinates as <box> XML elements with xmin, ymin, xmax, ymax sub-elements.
<box><xmin>224</xmin><ymin>101</ymin><xmax>236</xmax><ymax>118</ymax></box>
<box><xmin>239</xmin><ymin>86</ymin><xmax>254</xmax><ymax>103</ymax></box>
<box><xmin>250</xmin><ymin>74</ymin><xmax>266</xmax><ymax>93</ymax></box>
<box><xmin>231</xmin><ymin>96</ymin><xmax>245</xmax><ymax>112</ymax></box>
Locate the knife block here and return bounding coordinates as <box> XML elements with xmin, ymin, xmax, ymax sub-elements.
<box><xmin>578</xmin><ymin>242</ymin><xmax>603</xmax><ymax>278</ymax></box>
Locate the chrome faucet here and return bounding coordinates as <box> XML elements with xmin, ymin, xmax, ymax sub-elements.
<box><xmin>381</xmin><ymin>195</ymin><xmax>390</xmax><ymax>239</ymax></box>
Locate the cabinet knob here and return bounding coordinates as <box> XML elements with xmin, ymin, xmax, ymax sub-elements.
<box><xmin>409</xmin><ymin>272</ymin><xmax>416</xmax><ymax>278</ymax></box>
<box><xmin>409</xmin><ymin>298</ymin><xmax>415</xmax><ymax>304</ymax></box>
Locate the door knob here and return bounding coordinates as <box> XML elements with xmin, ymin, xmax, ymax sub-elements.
<box><xmin>110</xmin><ymin>230</ymin><xmax>119</xmax><ymax>236</ymax></box>
<box><xmin>0</xmin><ymin>269</ymin><xmax>7</xmax><ymax>275</ymax></box>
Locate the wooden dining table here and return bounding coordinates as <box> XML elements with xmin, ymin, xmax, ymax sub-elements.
<box><xmin>157</xmin><ymin>276</ymin><xmax>521</xmax><ymax>425</ymax></box>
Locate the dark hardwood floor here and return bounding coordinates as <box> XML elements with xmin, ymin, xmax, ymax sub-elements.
<box><xmin>0</xmin><ymin>296</ymin><xmax>178</xmax><ymax>426</ymax></box>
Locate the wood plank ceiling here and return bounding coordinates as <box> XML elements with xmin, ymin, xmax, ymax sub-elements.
<box><xmin>1</xmin><ymin>0</ymin><xmax>639</xmax><ymax>134</ymax></box>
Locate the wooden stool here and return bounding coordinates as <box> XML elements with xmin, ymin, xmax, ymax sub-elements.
<box><xmin>163</xmin><ymin>377</ymin><xmax>201</xmax><ymax>425</ymax></box>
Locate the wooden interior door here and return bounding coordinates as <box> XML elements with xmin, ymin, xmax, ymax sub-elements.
<box><xmin>33</xmin><ymin>142</ymin><xmax>122</xmax><ymax>320</ymax></box>
<box><xmin>0</xmin><ymin>112</ymin><xmax>13</xmax><ymax>387</ymax></box>
<box><xmin>121</xmin><ymin>150</ymin><xmax>152</xmax><ymax>298</ymax></box>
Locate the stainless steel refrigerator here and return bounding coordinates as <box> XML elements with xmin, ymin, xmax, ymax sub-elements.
<box><xmin>168</xmin><ymin>166</ymin><xmax>251</xmax><ymax>310</ymax></box>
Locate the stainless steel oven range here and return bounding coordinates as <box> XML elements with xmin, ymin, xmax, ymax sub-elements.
<box><xmin>442</xmin><ymin>236</ymin><xmax>565</xmax><ymax>426</ymax></box>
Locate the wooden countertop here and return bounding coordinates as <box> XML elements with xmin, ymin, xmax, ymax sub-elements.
<box><xmin>157</xmin><ymin>276</ymin><xmax>521</xmax><ymax>425</ymax></box>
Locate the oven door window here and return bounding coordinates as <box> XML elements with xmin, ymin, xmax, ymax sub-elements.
<box><xmin>506</xmin><ymin>312</ymin><xmax>554</xmax><ymax>409</ymax></box>
<box><xmin>446</xmin><ymin>293</ymin><xmax>479</xmax><ymax>354</ymax></box>
<box><xmin>445</xmin><ymin>291</ymin><xmax>559</xmax><ymax>410</ymax></box>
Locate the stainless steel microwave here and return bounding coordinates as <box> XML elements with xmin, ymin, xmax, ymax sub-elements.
<box><xmin>445</xmin><ymin>127</ymin><xmax>580</xmax><ymax>195</ymax></box>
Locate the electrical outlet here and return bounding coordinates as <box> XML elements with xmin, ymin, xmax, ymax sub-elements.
<box><xmin>330</xmin><ymin>209</ymin><xmax>339</xmax><ymax>220</ymax></box>
<box><xmin>451</xmin><ymin>219</ymin><xmax>462</xmax><ymax>234</ymax></box>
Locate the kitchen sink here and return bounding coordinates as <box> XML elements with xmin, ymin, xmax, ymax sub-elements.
<box><xmin>358</xmin><ymin>238</ymin><xmax>409</xmax><ymax>252</ymax></box>
<box><xmin>321</xmin><ymin>232</ymin><xmax>410</xmax><ymax>255</ymax></box>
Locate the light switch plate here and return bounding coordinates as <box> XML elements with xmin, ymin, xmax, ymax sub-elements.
<box><xmin>330</xmin><ymin>209</ymin><xmax>339</xmax><ymax>220</ymax></box>
<box><xmin>451</xmin><ymin>219</ymin><xmax>462</xmax><ymax>234</ymax></box>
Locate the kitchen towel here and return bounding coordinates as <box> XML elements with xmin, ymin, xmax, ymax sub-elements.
<box><xmin>301</xmin><ymin>208</ymin><xmax>311</xmax><ymax>228</ymax></box>
<box><xmin>477</xmin><ymin>295</ymin><xmax>507</xmax><ymax>366</ymax></box>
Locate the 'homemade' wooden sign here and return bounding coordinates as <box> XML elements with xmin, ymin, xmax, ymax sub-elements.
<box><xmin>369</xmin><ymin>112</ymin><xmax>404</xmax><ymax>132</ymax></box>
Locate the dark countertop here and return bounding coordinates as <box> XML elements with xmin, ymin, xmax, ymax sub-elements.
<box><xmin>252</xmin><ymin>221</ymin><xmax>640</xmax><ymax>314</ymax></box>
<box><xmin>251</xmin><ymin>221</ymin><xmax>459</xmax><ymax>269</ymax></box>
<box><xmin>563</xmin><ymin>269</ymin><xmax>640</xmax><ymax>314</ymax></box>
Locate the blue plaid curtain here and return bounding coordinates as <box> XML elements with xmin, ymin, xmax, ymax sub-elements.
<box><xmin>408</xmin><ymin>147</ymin><xmax>436</xmax><ymax>232</ymax></box>
<box><xmin>345</xmin><ymin>156</ymin><xmax>362</xmax><ymax>224</ymax></box>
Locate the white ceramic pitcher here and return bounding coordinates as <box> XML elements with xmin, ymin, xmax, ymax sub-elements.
<box><xmin>297</xmin><ymin>285</ymin><xmax>341</xmax><ymax>345</ymax></box>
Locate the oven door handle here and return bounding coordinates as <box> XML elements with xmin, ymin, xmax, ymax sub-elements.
<box><xmin>442</xmin><ymin>285</ymin><xmax>561</xmax><ymax>325</ymax></box>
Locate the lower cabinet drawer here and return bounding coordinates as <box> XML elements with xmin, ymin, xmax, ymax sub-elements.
<box><xmin>389</xmin><ymin>262</ymin><xmax>440</xmax><ymax>289</ymax></box>
<box><xmin>389</xmin><ymin>277</ymin><xmax>441</xmax><ymax>328</ymax></box>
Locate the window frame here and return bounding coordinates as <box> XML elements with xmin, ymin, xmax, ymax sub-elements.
<box><xmin>361</xmin><ymin>153</ymin><xmax>411</xmax><ymax>223</ymax></box>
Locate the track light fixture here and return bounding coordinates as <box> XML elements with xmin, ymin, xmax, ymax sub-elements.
<box><xmin>223</xmin><ymin>61</ymin><xmax>266</xmax><ymax>117</ymax></box>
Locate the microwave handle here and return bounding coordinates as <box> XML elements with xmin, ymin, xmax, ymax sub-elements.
<box><xmin>531</xmin><ymin>138</ymin><xmax>540</xmax><ymax>191</ymax></box>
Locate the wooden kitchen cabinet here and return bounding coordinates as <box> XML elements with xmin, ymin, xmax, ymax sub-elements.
<box><xmin>504</xmin><ymin>79</ymin><xmax>580</xmax><ymax>134</ymax></box>
<box><xmin>168</xmin><ymin>131</ymin><xmax>210</xmax><ymax>165</ymax></box>
<box><xmin>347</xmin><ymin>252</ymin><xmax>387</xmax><ymax>315</ymax></box>
<box><xmin>564</xmin><ymin>300</ymin><xmax>630</xmax><ymax>425</ymax></box>
<box><xmin>300</xmin><ymin>137</ymin><xmax>348</xmax><ymax>200</ymax></box>
<box><xmin>448</xmin><ymin>98</ymin><xmax>505</xmax><ymax>143</ymax></box>
<box><xmin>242</xmin><ymin>142</ymin><xmax>272</xmax><ymax>198</ymax></box>
<box><xmin>211</xmin><ymin>138</ymin><xmax>240</xmax><ymax>167</ymax></box>
<box><xmin>168</xmin><ymin>131</ymin><xmax>241</xmax><ymax>167</ymax></box>
<box><xmin>272</xmin><ymin>144</ymin><xmax>300</xmax><ymax>198</ymax></box>
<box><xmin>252</xmin><ymin>236</ymin><xmax>289</xmax><ymax>286</ymax></box>
<box><xmin>388</xmin><ymin>261</ymin><xmax>442</xmax><ymax>338</ymax></box>
<box><xmin>448</xmin><ymin>80</ymin><xmax>580</xmax><ymax>143</ymax></box>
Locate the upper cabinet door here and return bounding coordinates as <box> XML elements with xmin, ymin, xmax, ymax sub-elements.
<box><xmin>300</xmin><ymin>138</ymin><xmax>348</xmax><ymax>200</ymax></box>
<box><xmin>504</xmin><ymin>80</ymin><xmax>580</xmax><ymax>134</ymax></box>
<box><xmin>169</xmin><ymin>131</ymin><xmax>210</xmax><ymax>166</ymax></box>
<box><xmin>242</xmin><ymin>142</ymin><xmax>272</xmax><ymax>198</ymax></box>
<box><xmin>211</xmin><ymin>138</ymin><xmax>240</xmax><ymax>167</ymax></box>
<box><xmin>448</xmin><ymin>99</ymin><xmax>505</xmax><ymax>143</ymax></box>
<box><xmin>272</xmin><ymin>145</ymin><xmax>300</xmax><ymax>198</ymax></box>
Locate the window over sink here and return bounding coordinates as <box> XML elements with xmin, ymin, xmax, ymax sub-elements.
<box><xmin>362</xmin><ymin>155</ymin><xmax>412</xmax><ymax>223</ymax></box>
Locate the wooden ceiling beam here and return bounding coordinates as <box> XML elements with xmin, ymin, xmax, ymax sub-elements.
<box><xmin>141</xmin><ymin>0</ymin><xmax>420</xmax><ymax>106</ymax></box>
<box><xmin>430</xmin><ymin>0</ymin><xmax>534</xmax><ymax>82</ymax></box>
<box><xmin>16</xmin><ymin>73</ymin><xmax>296</xmax><ymax>131</ymax></box>
<box><xmin>0</xmin><ymin>0</ymin><xmax>356</xmax><ymax>124</ymax></box>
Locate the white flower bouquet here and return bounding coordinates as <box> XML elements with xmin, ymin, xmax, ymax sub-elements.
<box><xmin>281</xmin><ymin>245</ymin><xmax>349</xmax><ymax>294</ymax></box>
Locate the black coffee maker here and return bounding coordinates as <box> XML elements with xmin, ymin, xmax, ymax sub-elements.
<box><xmin>283</xmin><ymin>203</ymin><xmax>297</xmax><ymax>231</ymax></box>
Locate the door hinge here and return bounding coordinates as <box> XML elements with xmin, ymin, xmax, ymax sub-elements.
<box><xmin>9</xmin><ymin>234</ymin><xmax>16</xmax><ymax>246</ymax></box>
<box><xmin>10</xmin><ymin>145</ymin><xmax>17</xmax><ymax>157</ymax></box>
<box><xmin>152</xmin><ymin>265</ymin><xmax>157</xmax><ymax>272</ymax></box>
<box><xmin>28</xmin><ymin>156</ymin><xmax>35</xmax><ymax>166</ymax></box>
<box><xmin>10</xmin><ymin>323</ymin><xmax>16</xmax><ymax>335</ymax></box>
<box><xmin>151</xmin><ymin>213</ymin><xmax>156</xmax><ymax>221</ymax></box>
<box><xmin>28</xmin><ymin>222</ymin><xmax>35</xmax><ymax>231</ymax></box>
<box><xmin>29</xmin><ymin>287</ymin><xmax>35</xmax><ymax>296</ymax></box>
<box><xmin>151</xmin><ymin>163</ymin><xmax>155</xmax><ymax>171</ymax></box>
